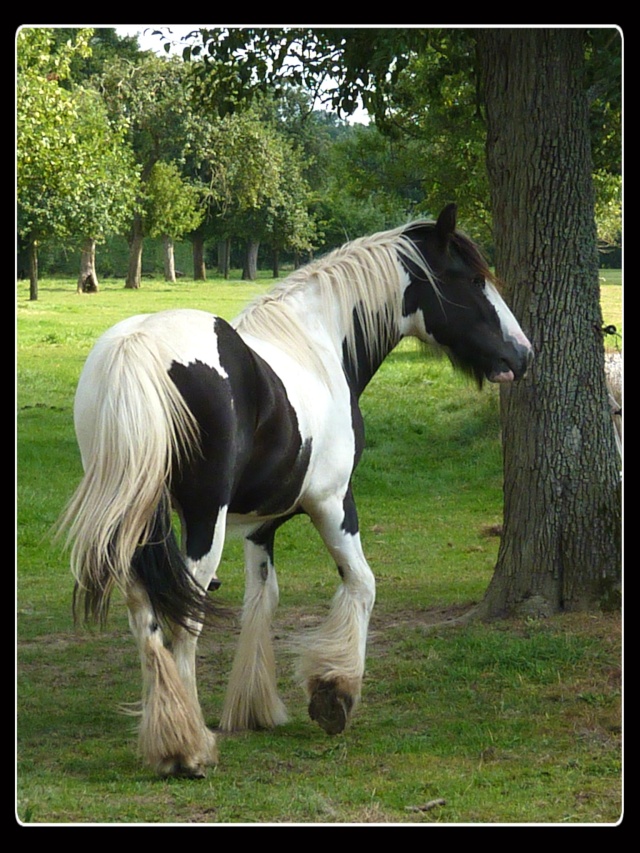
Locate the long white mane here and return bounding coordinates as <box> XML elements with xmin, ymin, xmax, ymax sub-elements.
<box><xmin>232</xmin><ymin>223</ymin><xmax>440</xmax><ymax>380</ymax></box>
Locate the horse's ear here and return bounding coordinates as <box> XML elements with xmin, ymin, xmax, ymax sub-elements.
<box><xmin>435</xmin><ymin>204</ymin><xmax>457</xmax><ymax>245</ymax></box>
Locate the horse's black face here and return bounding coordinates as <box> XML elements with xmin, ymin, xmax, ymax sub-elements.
<box><xmin>402</xmin><ymin>205</ymin><xmax>533</xmax><ymax>385</ymax></box>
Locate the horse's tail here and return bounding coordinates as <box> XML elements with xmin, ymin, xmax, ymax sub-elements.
<box><xmin>57</xmin><ymin>325</ymin><xmax>206</xmax><ymax>630</ymax></box>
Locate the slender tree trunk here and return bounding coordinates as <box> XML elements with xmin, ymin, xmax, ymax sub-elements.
<box><xmin>163</xmin><ymin>234</ymin><xmax>176</xmax><ymax>282</ymax></box>
<box><xmin>217</xmin><ymin>239</ymin><xmax>230</xmax><ymax>278</ymax></box>
<box><xmin>77</xmin><ymin>237</ymin><xmax>99</xmax><ymax>293</ymax></box>
<box><xmin>475</xmin><ymin>28</ymin><xmax>621</xmax><ymax>617</ymax></box>
<box><xmin>272</xmin><ymin>248</ymin><xmax>280</xmax><ymax>278</ymax></box>
<box><xmin>125</xmin><ymin>212</ymin><xmax>143</xmax><ymax>289</ymax></box>
<box><xmin>242</xmin><ymin>238</ymin><xmax>260</xmax><ymax>280</ymax></box>
<box><xmin>192</xmin><ymin>232</ymin><xmax>206</xmax><ymax>281</ymax></box>
<box><xmin>28</xmin><ymin>236</ymin><xmax>38</xmax><ymax>302</ymax></box>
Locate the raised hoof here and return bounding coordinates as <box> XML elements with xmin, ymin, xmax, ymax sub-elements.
<box><xmin>308</xmin><ymin>680</ymin><xmax>354</xmax><ymax>735</ymax></box>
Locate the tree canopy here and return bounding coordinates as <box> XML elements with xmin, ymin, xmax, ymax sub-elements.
<box><xmin>17</xmin><ymin>26</ymin><xmax>621</xmax><ymax>289</ymax></box>
<box><xmin>187</xmin><ymin>26</ymin><xmax>620</xmax><ymax>251</ymax></box>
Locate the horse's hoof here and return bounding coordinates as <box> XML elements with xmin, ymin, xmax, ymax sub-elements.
<box><xmin>308</xmin><ymin>680</ymin><xmax>354</xmax><ymax>735</ymax></box>
<box><xmin>158</xmin><ymin>757</ymin><xmax>208</xmax><ymax>779</ymax></box>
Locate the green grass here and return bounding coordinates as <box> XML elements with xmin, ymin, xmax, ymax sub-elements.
<box><xmin>600</xmin><ymin>271</ymin><xmax>623</xmax><ymax>344</ymax></box>
<box><xmin>17</xmin><ymin>274</ymin><xmax>622</xmax><ymax>825</ymax></box>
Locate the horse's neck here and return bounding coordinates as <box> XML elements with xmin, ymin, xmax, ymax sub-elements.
<box><xmin>266</xmin><ymin>261</ymin><xmax>407</xmax><ymax>397</ymax></box>
<box><xmin>340</xmin><ymin>304</ymin><xmax>403</xmax><ymax>398</ymax></box>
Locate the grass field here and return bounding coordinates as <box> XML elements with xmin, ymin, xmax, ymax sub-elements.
<box><xmin>16</xmin><ymin>273</ymin><xmax>622</xmax><ymax>825</ymax></box>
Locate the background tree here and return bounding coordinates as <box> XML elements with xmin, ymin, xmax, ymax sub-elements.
<box><xmin>585</xmin><ymin>30</ymin><xmax>622</xmax><ymax>255</ymax></box>
<box><xmin>17</xmin><ymin>27</ymin><xmax>93</xmax><ymax>299</ymax></box>
<box><xmin>320</xmin><ymin>124</ymin><xmax>424</xmax><ymax>242</ymax></box>
<box><xmin>144</xmin><ymin>161</ymin><xmax>204</xmax><ymax>281</ymax></box>
<box><xmin>261</xmin><ymin>144</ymin><xmax>318</xmax><ymax>277</ymax></box>
<box><xmin>184</xmin><ymin>103</ymin><xmax>316</xmax><ymax>279</ymax></box>
<box><xmin>385</xmin><ymin>35</ymin><xmax>492</xmax><ymax>245</ymax></box>
<box><xmin>64</xmin><ymin>88</ymin><xmax>139</xmax><ymax>293</ymax></box>
<box><xmin>17</xmin><ymin>27</ymin><xmax>139</xmax><ymax>299</ymax></box>
<box><xmin>97</xmin><ymin>54</ymin><xmax>195</xmax><ymax>287</ymax></box>
<box><xmin>50</xmin><ymin>26</ymin><xmax>142</xmax><ymax>79</ymax></box>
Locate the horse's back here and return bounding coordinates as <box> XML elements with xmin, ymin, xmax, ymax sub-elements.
<box><xmin>74</xmin><ymin>310</ymin><xmax>223</xmax><ymax>456</ymax></box>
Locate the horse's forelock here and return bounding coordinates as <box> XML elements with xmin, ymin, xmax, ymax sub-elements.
<box><xmin>449</xmin><ymin>230</ymin><xmax>498</xmax><ymax>287</ymax></box>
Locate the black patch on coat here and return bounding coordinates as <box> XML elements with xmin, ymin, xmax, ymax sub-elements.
<box><xmin>340</xmin><ymin>486</ymin><xmax>360</xmax><ymax>536</ymax></box>
<box><xmin>342</xmin><ymin>305</ymin><xmax>398</xmax><ymax>398</ymax></box>
<box><xmin>168</xmin><ymin>317</ymin><xmax>312</xmax><ymax>562</ymax></box>
<box><xmin>129</xmin><ymin>492</ymin><xmax>220</xmax><ymax>631</ymax></box>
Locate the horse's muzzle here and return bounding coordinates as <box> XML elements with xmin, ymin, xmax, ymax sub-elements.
<box><xmin>488</xmin><ymin>343</ymin><xmax>534</xmax><ymax>384</ymax></box>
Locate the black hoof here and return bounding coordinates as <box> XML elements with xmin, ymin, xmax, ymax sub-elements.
<box><xmin>308</xmin><ymin>681</ymin><xmax>354</xmax><ymax>735</ymax></box>
<box><xmin>207</xmin><ymin>578</ymin><xmax>222</xmax><ymax>592</ymax></box>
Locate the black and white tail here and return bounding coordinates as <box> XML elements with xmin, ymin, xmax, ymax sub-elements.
<box><xmin>57</xmin><ymin>325</ymin><xmax>205</xmax><ymax>629</ymax></box>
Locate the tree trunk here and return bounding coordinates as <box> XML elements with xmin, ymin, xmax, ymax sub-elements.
<box><xmin>476</xmin><ymin>29</ymin><xmax>621</xmax><ymax>617</ymax></box>
<box><xmin>272</xmin><ymin>248</ymin><xmax>280</xmax><ymax>278</ymax></box>
<box><xmin>217</xmin><ymin>238</ymin><xmax>230</xmax><ymax>278</ymax></box>
<box><xmin>77</xmin><ymin>237</ymin><xmax>99</xmax><ymax>293</ymax></box>
<box><xmin>125</xmin><ymin>212</ymin><xmax>143</xmax><ymax>289</ymax></box>
<box><xmin>242</xmin><ymin>238</ymin><xmax>260</xmax><ymax>280</ymax></box>
<box><xmin>192</xmin><ymin>232</ymin><xmax>206</xmax><ymax>281</ymax></box>
<box><xmin>163</xmin><ymin>234</ymin><xmax>176</xmax><ymax>282</ymax></box>
<box><xmin>28</xmin><ymin>236</ymin><xmax>38</xmax><ymax>302</ymax></box>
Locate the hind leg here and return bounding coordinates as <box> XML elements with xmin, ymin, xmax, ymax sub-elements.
<box><xmin>299</xmin><ymin>489</ymin><xmax>375</xmax><ymax>734</ymax></box>
<box><xmin>220</xmin><ymin>522</ymin><xmax>288</xmax><ymax>731</ymax></box>
<box><xmin>126</xmin><ymin>581</ymin><xmax>217</xmax><ymax>777</ymax></box>
<box><xmin>171</xmin><ymin>506</ymin><xmax>227</xmax><ymax>709</ymax></box>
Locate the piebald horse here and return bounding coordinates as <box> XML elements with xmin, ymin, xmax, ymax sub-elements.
<box><xmin>58</xmin><ymin>205</ymin><xmax>533</xmax><ymax>777</ymax></box>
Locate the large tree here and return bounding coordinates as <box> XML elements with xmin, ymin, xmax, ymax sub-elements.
<box><xmin>474</xmin><ymin>29</ymin><xmax>620</xmax><ymax>616</ymax></box>
<box><xmin>190</xmin><ymin>26</ymin><xmax>621</xmax><ymax>616</ymax></box>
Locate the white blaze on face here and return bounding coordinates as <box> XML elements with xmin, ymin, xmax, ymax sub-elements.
<box><xmin>484</xmin><ymin>281</ymin><xmax>533</xmax><ymax>353</ymax></box>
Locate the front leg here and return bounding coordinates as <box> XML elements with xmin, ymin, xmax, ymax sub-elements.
<box><xmin>299</xmin><ymin>487</ymin><xmax>375</xmax><ymax>734</ymax></box>
<box><xmin>220</xmin><ymin>522</ymin><xmax>288</xmax><ymax>731</ymax></box>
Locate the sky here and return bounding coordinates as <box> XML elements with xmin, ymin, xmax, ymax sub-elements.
<box><xmin>115</xmin><ymin>25</ymin><xmax>197</xmax><ymax>55</ymax></box>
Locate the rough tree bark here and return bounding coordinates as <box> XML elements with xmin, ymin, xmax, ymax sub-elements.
<box><xmin>475</xmin><ymin>29</ymin><xmax>621</xmax><ymax>618</ymax></box>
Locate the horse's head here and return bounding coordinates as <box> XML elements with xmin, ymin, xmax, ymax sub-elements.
<box><xmin>401</xmin><ymin>204</ymin><xmax>533</xmax><ymax>385</ymax></box>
